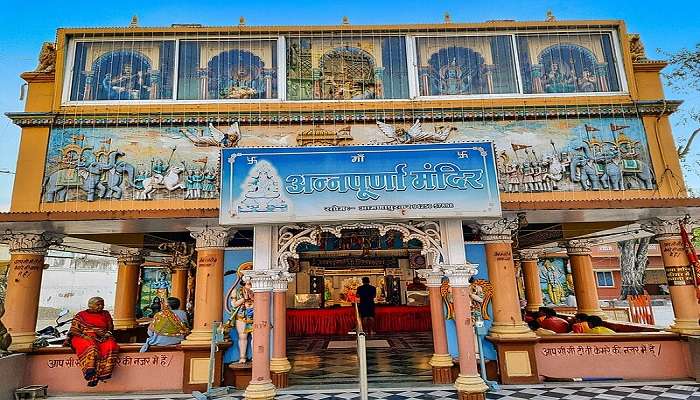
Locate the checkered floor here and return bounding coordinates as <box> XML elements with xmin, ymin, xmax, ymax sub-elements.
<box><xmin>46</xmin><ymin>383</ymin><xmax>700</xmax><ymax>399</ymax></box>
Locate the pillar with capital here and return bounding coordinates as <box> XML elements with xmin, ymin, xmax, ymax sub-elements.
<box><xmin>1</xmin><ymin>232</ymin><xmax>61</xmax><ymax>351</ymax></box>
<box><xmin>444</xmin><ymin>265</ymin><xmax>488</xmax><ymax>400</ymax></box>
<box><xmin>477</xmin><ymin>218</ymin><xmax>533</xmax><ymax>338</ymax></box>
<box><xmin>561</xmin><ymin>239</ymin><xmax>606</xmax><ymax>318</ymax></box>
<box><xmin>183</xmin><ymin>226</ymin><xmax>231</xmax><ymax>345</ymax></box>
<box><xmin>245</xmin><ymin>270</ymin><xmax>276</xmax><ymax>400</ymax></box>
<box><xmin>642</xmin><ymin>218</ymin><xmax>700</xmax><ymax>335</ymax></box>
<box><xmin>113</xmin><ymin>248</ymin><xmax>146</xmax><ymax>330</ymax></box>
<box><xmin>417</xmin><ymin>268</ymin><xmax>453</xmax><ymax>384</ymax></box>
<box><xmin>519</xmin><ymin>250</ymin><xmax>544</xmax><ymax>313</ymax></box>
<box><xmin>270</xmin><ymin>271</ymin><xmax>293</xmax><ymax>388</ymax></box>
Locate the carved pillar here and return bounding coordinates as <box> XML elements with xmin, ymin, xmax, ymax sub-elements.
<box><xmin>1</xmin><ymin>232</ymin><xmax>61</xmax><ymax>351</ymax></box>
<box><xmin>419</xmin><ymin>67</ymin><xmax>431</xmax><ymax>96</ymax></box>
<box><xmin>519</xmin><ymin>250</ymin><xmax>544</xmax><ymax>313</ymax></box>
<box><xmin>418</xmin><ymin>269</ymin><xmax>453</xmax><ymax>384</ymax></box>
<box><xmin>113</xmin><ymin>248</ymin><xmax>146</xmax><ymax>330</ymax></box>
<box><xmin>373</xmin><ymin>67</ymin><xmax>385</xmax><ymax>98</ymax></box>
<box><xmin>270</xmin><ymin>271</ymin><xmax>292</xmax><ymax>388</ymax></box>
<box><xmin>483</xmin><ymin>64</ymin><xmax>495</xmax><ymax>94</ymax></box>
<box><xmin>183</xmin><ymin>227</ymin><xmax>230</xmax><ymax>345</ymax></box>
<box><xmin>562</xmin><ymin>239</ymin><xmax>605</xmax><ymax>318</ymax></box>
<box><xmin>149</xmin><ymin>70</ymin><xmax>161</xmax><ymax>100</ymax></box>
<box><xmin>83</xmin><ymin>71</ymin><xmax>94</xmax><ymax>100</ymax></box>
<box><xmin>478</xmin><ymin>219</ymin><xmax>533</xmax><ymax>338</ymax></box>
<box><xmin>245</xmin><ymin>271</ymin><xmax>276</xmax><ymax>400</ymax></box>
<box><xmin>642</xmin><ymin>218</ymin><xmax>700</xmax><ymax>335</ymax></box>
<box><xmin>198</xmin><ymin>68</ymin><xmax>209</xmax><ymax>100</ymax></box>
<box><xmin>444</xmin><ymin>265</ymin><xmax>488</xmax><ymax>400</ymax></box>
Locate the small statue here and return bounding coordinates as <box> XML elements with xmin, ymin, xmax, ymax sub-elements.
<box><xmin>628</xmin><ymin>34</ymin><xmax>647</xmax><ymax>62</ymax></box>
<box><xmin>230</xmin><ymin>281</ymin><xmax>254</xmax><ymax>363</ymax></box>
<box><xmin>545</xmin><ymin>10</ymin><xmax>556</xmax><ymax>22</ymax></box>
<box><xmin>36</xmin><ymin>42</ymin><xmax>56</xmax><ymax>73</ymax></box>
<box><xmin>0</xmin><ymin>302</ymin><xmax>13</xmax><ymax>354</ymax></box>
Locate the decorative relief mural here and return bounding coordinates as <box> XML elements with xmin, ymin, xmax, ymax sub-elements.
<box><xmin>538</xmin><ymin>257</ymin><xmax>574</xmax><ymax>306</ymax></box>
<box><xmin>41</xmin><ymin>116</ymin><xmax>655</xmax><ymax>203</ymax></box>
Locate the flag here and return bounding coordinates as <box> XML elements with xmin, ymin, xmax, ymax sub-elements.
<box><xmin>584</xmin><ymin>124</ymin><xmax>600</xmax><ymax>132</ymax></box>
<box><xmin>610</xmin><ymin>124</ymin><xmax>630</xmax><ymax>131</ymax></box>
<box><xmin>511</xmin><ymin>143</ymin><xmax>531</xmax><ymax>152</ymax></box>
<box><xmin>679</xmin><ymin>220</ymin><xmax>700</xmax><ymax>302</ymax></box>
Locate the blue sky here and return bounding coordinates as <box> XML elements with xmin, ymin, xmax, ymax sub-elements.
<box><xmin>1</xmin><ymin>0</ymin><xmax>698</xmax><ymax>210</ymax></box>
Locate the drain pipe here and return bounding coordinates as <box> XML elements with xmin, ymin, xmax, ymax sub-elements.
<box><xmin>475</xmin><ymin>319</ymin><xmax>499</xmax><ymax>391</ymax></box>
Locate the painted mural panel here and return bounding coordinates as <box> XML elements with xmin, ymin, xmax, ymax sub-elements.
<box><xmin>516</xmin><ymin>33</ymin><xmax>622</xmax><ymax>94</ymax></box>
<box><xmin>41</xmin><ymin>116</ymin><xmax>655</xmax><ymax>203</ymax></box>
<box><xmin>415</xmin><ymin>35</ymin><xmax>518</xmax><ymax>96</ymax></box>
<box><xmin>69</xmin><ymin>41</ymin><xmax>175</xmax><ymax>101</ymax></box>
<box><xmin>538</xmin><ymin>257</ymin><xmax>574</xmax><ymax>306</ymax></box>
<box><xmin>286</xmin><ymin>36</ymin><xmax>409</xmax><ymax>100</ymax></box>
<box><xmin>178</xmin><ymin>39</ymin><xmax>278</xmax><ymax>100</ymax></box>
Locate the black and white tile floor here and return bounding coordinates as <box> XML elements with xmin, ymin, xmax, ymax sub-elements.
<box><xmin>47</xmin><ymin>383</ymin><xmax>700</xmax><ymax>399</ymax></box>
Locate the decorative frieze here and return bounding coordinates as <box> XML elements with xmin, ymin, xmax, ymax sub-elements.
<box><xmin>243</xmin><ymin>270</ymin><xmax>275</xmax><ymax>292</ymax></box>
<box><xmin>1</xmin><ymin>232</ymin><xmax>62</xmax><ymax>255</ymax></box>
<box><xmin>518</xmin><ymin>249</ymin><xmax>544</xmax><ymax>261</ymax></box>
<box><xmin>271</xmin><ymin>270</ymin><xmax>293</xmax><ymax>292</ymax></box>
<box><xmin>477</xmin><ymin>218</ymin><xmax>519</xmax><ymax>243</ymax></box>
<box><xmin>189</xmin><ymin>227</ymin><xmax>231</xmax><ymax>249</ymax></box>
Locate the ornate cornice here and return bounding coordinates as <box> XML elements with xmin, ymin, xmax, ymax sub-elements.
<box><xmin>416</xmin><ymin>269</ymin><xmax>445</xmax><ymax>287</ymax></box>
<box><xmin>640</xmin><ymin>217</ymin><xmax>693</xmax><ymax>239</ymax></box>
<box><xmin>243</xmin><ymin>270</ymin><xmax>274</xmax><ymax>292</ymax></box>
<box><xmin>477</xmin><ymin>218</ymin><xmax>519</xmax><ymax>243</ymax></box>
<box><xmin>1</xmin><ymin>232</ymin><xmax>62</xmax><ymax>255</ymax></box>
<box><xmin>443</xmin><ymin>263</ymin><xmax>479</xmax><ymax>288</ymax></box>
<box><xmin>4</xmin><ymin>101</ymin><xmax>682</xmax><ymax>128</ymax></box>
<box><xmin>188</xmin><ymin>227</ymin><xmax>231</xmax><ymax>249</ymax></box>
<box><xmin>561</xmin><ymin>239</ymin><xmax>595</xmax><ymax>255</ymax></box>
<box><xmin>116</xmin><ymin>248</ymin><xmax>147</xmax><ymax>264</ymax></box>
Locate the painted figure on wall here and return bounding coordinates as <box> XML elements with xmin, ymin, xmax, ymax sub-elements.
<box><xmin>469</xmin><ymin>278</ymin><xmax>493</xmax><ymax>322</ymax></box>
<box><xmin>224</xmin><ymin>260</ymin><xmax>253</xmax><ymax>364</ymax></box>
<box><xmin>230</xmin><ymin>280</ymin><xmax>254</xmax><ymax>363</ymax></box>
<box><xmin>539</xmin><ymin>258</ymin><xmax>573</xmax><ymax>306</ymax></box>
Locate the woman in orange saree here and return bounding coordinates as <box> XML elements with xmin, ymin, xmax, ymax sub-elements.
<box><xmin>66</xmin><ymin>297</ymin><xmax>119</xmax><ymax>386</ymax></box>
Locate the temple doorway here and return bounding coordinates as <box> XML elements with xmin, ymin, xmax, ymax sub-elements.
<box><xmin>283</xmin><ymin>226</ymin><xmax>437</xmax><ymax>387</ymax></box>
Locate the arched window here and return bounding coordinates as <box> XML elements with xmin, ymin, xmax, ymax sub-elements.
<box><xmin>427</xmin><ymin>47</ymin><xmax>486</xmax><ymax>95</ymax></box>
<box><xmin>538</xmin><ymin>44</ymin><xmax>598</xmax><ymax>93</ymax></box>
<box><xmin>91</xmin><ymin>50</ymin><xmax>153</xmax><ymax>100</ymax></box>
<box><xmin>208</xmin><ymin>49</ymin><xmax>266</xmax><ymax>99</ymax></box>
<box><xmin>319</xmin><ymin>47</ymin><xmax>376</xmax><ymax>100</ymax></box>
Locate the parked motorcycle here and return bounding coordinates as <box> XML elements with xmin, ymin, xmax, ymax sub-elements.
<box><xmin>33</xmin><ymin>309</ymin><xmax>72</xmax><ymax>349</ymax></box>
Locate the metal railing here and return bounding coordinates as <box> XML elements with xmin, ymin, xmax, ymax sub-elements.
<box><xmin>354</xmin><ymin>303</ymin><xmax>369</xmax><ymax>400</ymax></box>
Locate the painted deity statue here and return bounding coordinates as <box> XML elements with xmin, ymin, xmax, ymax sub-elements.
<box><xmin>541</xmin><ymin>259</ymin><xmax>565</xmax><ymax>305</ymax></box>
<box><xmin>152</xmin><ymin>271</ymin><xmax>171</xmax><ymax>302</ymax></box>
<box><xmin>543</xmin><ymin>62</ymin><xmax>576</xmax><ymax>93</ymax></box>
<box><xmin>439</xmin><ymin>58</ymin><xmax>469</xmax><ymax>95</ymax></box>
<box><xmin>230</xmin><ymin>280</ymin><xmax>254</xmax><ymax>363</ymax></box>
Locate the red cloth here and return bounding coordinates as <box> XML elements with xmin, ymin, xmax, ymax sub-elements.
<box><xmin>540</xmin><ymin>316</ymin><xmax>570</xmax><ymax>333</ymax></box>
<box><xmin>68</xmin><ymin>310</ymin><xmax>120</xmax><ymax>385</ymax></box>
<box><xmin>286</xmin><ymin>305</ymin><xmax>431</xmax><ymax>336</ymax></box>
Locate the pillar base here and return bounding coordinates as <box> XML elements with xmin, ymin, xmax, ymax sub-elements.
<box><xmin>181</xmin><ymin>329</ymin><xmax>213</xmax><ymax>346</ymax></box>
<box><xmin>8</xmin><ymin>332</ymin><xmax>35</xmax><ymax>352</ymax></box>
<box><xmin>112</xmin><ymin>318</ymin><xmax>138</xmax><ymax>330</ymax></box>
<box><xmin>429</xmin><ymin>353</ymin><xmax>454</xmax><ymax>367</ymax></box>
<box><xmin>454</xmin><ymin>373</ymin><xmax>488</xmax><ymax>395</ymax></box>
<box><xmin>458</xmin><ymin>392</ymin><xmax>486</xmax><ymax>400</ymax></box>
<box><xmin>245</xmin><ymin>380</ymin><xmax>276</xmax><ymax>400</ymax></box>
<box><xmin>270</xmin><ymin>357</ymin><xmax>292</xmax><ymax>373</ymax></box>
<box><xmin>668</xmin><ymin>319</ymin><xmax>700</xmax><ymax>335</ymax></box>
<box><xmin>271</xmin><ymin>371</ymin><xmax>288</xmax><ymax>388</ymax></box>
<box><xmin>432</xmin><ymin>365</ymin><xmax>454</xmax><ymax>384</ymax></box>
<box><xmin>525</xmin><ymin>304</ymin><xmax>543</xmax><ymax>313</ymax></box>
<box><xmin>488</xmin><ymin>322</ymin><xmax>536</xmax><ymax>339</ymax></box>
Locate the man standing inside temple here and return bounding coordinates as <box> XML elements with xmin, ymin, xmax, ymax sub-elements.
<box><xmin>356</xmin><ymin>277</ymin><xmax>377</xmax><ymax>335</ymax></box>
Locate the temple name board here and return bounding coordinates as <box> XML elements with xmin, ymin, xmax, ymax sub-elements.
<box><xmin>220</xmin><ymin>143</ymin><xmax>501</xmax><ymax>225</ymax></box>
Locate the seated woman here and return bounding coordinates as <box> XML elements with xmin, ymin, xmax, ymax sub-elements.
<box><xmin>570</xmin><ymin>313</ymin><xmax>590</xmax><ymax>333</ymax></box>
<box><xmin>65</xmin><ymin>297</ymin><xmax>119</xmax><ymax>387</ymax></box>
<box><xmin>140</xmin><ymin>297</ymin><xmax>190</xmax><ymax>352</ymax></box>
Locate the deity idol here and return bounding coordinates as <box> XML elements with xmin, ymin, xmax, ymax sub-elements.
<box><xmin>229</xmin><ymin>280</ymin><xmax>254</xmax><ymax>363</ymax></box>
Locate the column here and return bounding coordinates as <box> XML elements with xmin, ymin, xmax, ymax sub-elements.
<box><xmin>245</xmin><ymin>271</ymin><xmax>276</xmax><ymax>400</ymax></box>
<box><xmin>562</xmin><ymin>239</ymin><xmax>606</xmax><ymax>317</ymax></box>
<box><xmin>112</xmin><ymin>248</ymin><xmax>145</xmax><ymax>330</ymax></box>
<box><xmin>478</xmin><ymin>219</ymin><xmax>533</xmax><ymax>338</ymax></box>
<box><xmin>270</xmin><ymin>271</ymin><xmax>292</xmax><ymax>388</ymax></box>
<box><xmin>642</xmin><ymin>218</ymin><xmax>700</xmax><ymax>335</ymax></box>
<box><xmin>1</xmin><ymin>232</ymin><xmax>61</xmax><ymax>351</ymax></box>
<box><xmin>183</xmin><ymin>227</ymin><xmax>230</xmax><ymax>345</ymax></box>
<box><xmin>170</xmin><ymin>267</ymin><xmax>189</xmax><ymax>310</ymax></box>
<box><xmin>417</xmin><ymin>269</ymin><xmax>453</xmax><ymax>384</ymax></box>
<box><xmin>445</xmin><ymin>265</ymin><xmax>488</xmax><ymax>400</ymax></box>
<box><xmin>519</xmin><ymin>250</ymin><xmax>544</xmax><ymax>313</ymax></box>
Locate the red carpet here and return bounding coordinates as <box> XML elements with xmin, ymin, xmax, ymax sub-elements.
<box><xmin>286</xmin><ymin>305</ymin><xmax>431</xmax><ymax>336</ymax></box>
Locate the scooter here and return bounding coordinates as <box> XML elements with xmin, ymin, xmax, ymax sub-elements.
<box><xmin>33</xmin><ymin>309</ymin><xmax>72</xmax><ymax>349</ymax></box>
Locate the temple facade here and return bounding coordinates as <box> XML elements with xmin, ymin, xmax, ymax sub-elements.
<box><xmin>1</xmin><ymin>17</ymin><xmax>700</xmax><ymax>400</ymax></box>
